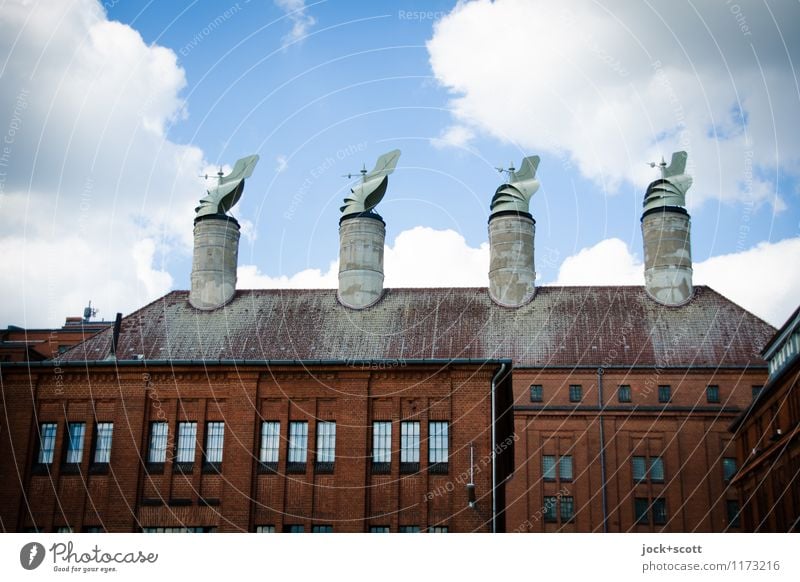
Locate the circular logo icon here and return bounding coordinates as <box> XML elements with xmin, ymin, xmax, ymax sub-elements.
<box><xmin>20</xmin><ymin>542</ymin><xmax>46</xmax><ymax>570</ymax></box>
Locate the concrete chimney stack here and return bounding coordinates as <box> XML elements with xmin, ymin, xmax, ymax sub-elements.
<box><xmin>488</xmin><ymin>155</ymin><xmax>540</xmax><ymax>307</ymax></box>
<box><xmin>188</xmin><ymin>154</ymin><xmax>259</xmax><ymax>311</ymax></box>
<box><xmin>336</xmin><ymin>149</ymin><xmax>400</xmax><ymax>310</ymax></box>
<box><xmin>641</xmin><ymin>151</ymin><xmax>694</xmax><ymax>306</ymax></box>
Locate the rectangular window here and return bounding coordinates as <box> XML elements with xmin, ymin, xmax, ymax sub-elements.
<box><xmin>148</xmin><ymin>422</ymin><xmax>168</xmax><ymax>464</ymax></box>
<box><xmin>722</xmin><ymin>457</ymin><xmax>737</xmax><ymax>482</ymax></box>
<box><xmin>399</xmin><ymin>526</ymin><xmax>420</xmax><ymax>533</ymax></box>
<box><xmin>634</xmin><ymin>498</ymin><xmax>650</xmax><ymax>525</ymax></box>
<box><xmin>632</xmin><ymin>456</ymin><xmax>647</xmax><ymax>482</ymax></box>
<box><xmin>259</xmin><ymin>421</ymin><xmax>280</xmax><ymax>466</ymax></box>
<box><xmin>176</xmin><ymin>422</ymin><xmax>197</xmax><ymax>464</ymax></box>
<box><xmin>752</xmin><ymin>386</ymin><xmax>762</xmax><ymax>400</ymax></box>
<box><xmin>92</xmin><ymin>422</ymin><xmax>113</xmax><ymax>464</ymax></box>
<box><xmin>428</xmin><ymin>526</ymin><xmax>448</xmax><ymax>533</ymax></box>
<box><xmin>652</xmin><ymin>498</ymin><xmax>667</xmax><ymax>525</ymax></box>
<box><xmin>204</xmin><ymin>422</ymin><xmax>224</xmax><ymax>466</ymax></box>
<box><xmin>372</xmin><ymin>421</ymin><xmax>391</xmax><ymax>470</ymax></box>
<box><xmin>56</xmin><ymin>526</ymin><xmax>73</xmax><ymax>533</ymax></box>
<box><xmin>37</xmin><ymin>423</ymin><xmax>57</xmax><ymax>464</ymax></box>
<box><xmin>559</xmin><ymin>456</ymin><xmax>573</xmax><ymax>481</ymax></box>
<box><xmin>429</xmin><ymin>421</ymin><xmax>449</xmax><ymax>471</ymax></box>
<box><xmin>315</xmin><ymin>421</ymin><xmax>336</xmax><ymax>471</ymax></box>
<box><xmin>369</xmin><ymin>526</ymin><xmax>390</xmax><ymax>533</ymax></box>
<box><xmin>569</xmin><ymin>385</ymin><xmax>582</xmax><ymax>402</ymax></box>
<box><xmin>542</xmin><ymin>455</ymin><xmax>556</xmax><ymax>481</ymax></box>
<box><xmin>706</xmin><ymin>385</ymin><xmax>720</xmax><ymax>403</ymax></box>
<box><xmin>285</xmin><ymin>525</ymin><xmax>304</xmax><ymax>533</ymax></box>
<box><xmin>529</xmin><ymin>384</ymin><xmax>543</xmax><ymax>402</ymax></box>
<box><xmin>618</xmin><ymin>385</ymin><xmax>632</xmax><ymax>403</ymax></box>
<box><xmin>726</xmin><ymin>500</ymin><xmax>741</xmax><ymax>528</ymax></box>
<box><xmin>400</xmin><ymin>421</ymin><xmax>420</xmax><ymax>472</ymax></box>
<box><xmin>658</xmin><ymin>385</ymin><xmax>671</xmax><ymax>403</ymax></box>
<box><xmin>255</xmin><ymin>525</ymin><xmax>275</xmax><ymax>533</ymax></box>
<box><xmin>649</xmin><ymin>457</ymin><xmax>665</xmax><ymax>482</ymax></box>
<box><xmin>543</xmin><ymin>496</ymin><xmax>557</xmax><ymax>522</ymax></box>
<box><xmin>287</xmin><ymin>421</ymin><xmax>308</xmax><ymax>470</ymax></box>
<box><xmin>312</xmin><ymin>525</ymin><xmax>333</xmax><ymax>533</ymax></box>
<box><xmin>560</xmin><ymin>496</ymin><xmax>575</xmax><ymax>521</ymax></box>
<box><xmin>65</xmin><ymin>422</ymin><xmax>86</xmax><ymax>464</ymax></box>
<box><xmin>142</xmin><ymin>526</ymin><xmax>214</xmax><ymax>533</ymax></box>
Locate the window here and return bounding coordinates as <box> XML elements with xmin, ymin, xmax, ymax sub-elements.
<box><xmin>634</xmin><ymin>498</ymin><xmax>649</xmax><ymax>524</ymax></box>
<box><xmin>559</xmin><ymin>456</ymin><xmax>573</xmax><ymax>481</ymax></box>
<box><xmin>726</xmin><ymin>500</ymin><xmax>741</xmax><ymax>528</ymax></box>
<box><xmin>399</xmin><ymin>526</ymin><xmax>420</xmax><ymax>533</ymax></box>
<box><xmin>147</xmin><ymin>422</ymin><xmax>168</xmax><ymax>464</ymax></box>
<box><xmin>632</xmin><ymin>456</ymin><xmax>647</xmax><ymax>481</ymax></box>
<box><xmin>658</xmin><ymin>385</ymin><xmax>671</xmax><ymax>403</ymax></box>
<box><xmin>176</xmin><ymin>422</ymin><xmax>197</xmax><ymax>465</ymax></box>
<box><xmin>400</xmin><ymin>421</ymin><xmax>420</xmax><ymax>472</ymax></box>
<box><xmin>542</xmin><ymin>455</ymin><xmax>556</xmax><ymax>481</ymax></box>
<box><xmin>92</xmin><ymin>422</ymin><xmax>113</xmax><ymax>465</ymax></box>
<box><xmin>722</xmin><ymin>457</ymin><xmax>737</xmax><ymax>482</ymax></box>
<box><xmin>428</xmin><ymin>526</ymin><xmax>448</xmax><ymax>533</ymax></box>
<box><xmin>255</xmin><ymin>525</ymin><xmax>275</xmax><ymax>533</ymax></box>
<box><xmin>369</xmin><ymin>526</ymin><xmax>390</xmax><ymax>533</ymax></box>
<box><xmin>752</xmin><ymin>386</ymin><xmax>762</xmax><ymax>400</ymax></box>
<box><xmin>65</xmin><ymin>422</ymin><xmax>86</xmax><ymax>465</ymax></box>
<box><xmin>569</xmin><ymin>385</ymin><xmax>582</xmax><ymax>402</ymax></box>
<box><xmin>706</xmin><ymin>385</ymin><xmax>720</xmax><ymax>403</ymax></box>
<box><xmin>652</xmin><ymin>498</ymin><xmax>667</xmax><ymax>525</ymax></box>
<box><xmin>315</xmin><ymin>421</ymin><xmax>336</xmax><ymax>472</ymax></box>
<box><xmin>204</xmin><ymin>422</ymin><xmax>224</xmax><ymax>470</ymax></box>
<box><xmin>429</xmin><ymin>421</ymin><xmax>449</xmax><ymax>473</ymax></box>
<box><xmin>285</xmin><ymin>525</ymin><xmax>304</xmax><ymax>533</ymax></box>
<box><xmin>287</xmin><ymin>421</ymin><xmax>308</xmax><ymax>472</ymax></box>
<box><xmin>142</xmin><ymin>526</ymin><xmax>215</xmax><ymax>533</ymax></box>
<box><xmin>560</xmin><ymin>496</ymin><xmax>575</xmax><ymax>521</ymax></box>
<box><xmin>649</xmin><ymin>457</ymin><xmax>664</xmax><ymax>482</ymax></box>
<box><xmin>542</xmin><ymin>455</ymin><xmax>572</xmax><ymax>481</ymax></box>
<box><xmin>37</xmin><ymin>423</ymin><xmax>57</xmax><ymax>465</ymax></box>
<box><xmin>635</xmin><ymin>498</ymin><xmax>667</xmax><ymax>525</ymax></box>
<box><xmin>530</xmin><ymin>384</ymin><xmax>543</xmax><ymax>402</ymax></box>
<box><xmin>618</xmin><ymin>385</ymin><xmax>632</xmax><ymax>403</ymax></box>
<box><xmin>312</xmin><ymin>525</ymin><xmax>333</xmax><ymax>533</ymax></box>
<box><xmin>259</xmin><ymin>421</ymin><xmax>280</xmax><ymax>469</ymax></box>
<box><xmin>372</xmin><ymin>421</ymin><xmax>391</xmax><ymax>472</ymax></box>
<box><xmin>543</xmin><ymin>496</ymin><xmax>557</xmax><ymax>522</ymax></box>
<box><xmin>633</xmin><ymin>456</ymin><xmax>664</xmax><ymax>482</ymax></box>
<box><xmin>84</xmin><ymin>526</ymin><xmax>104</xmax><ymax>533</ymax></box>
<box><xmin>56</xmin><ymin>526</ymin><xmax>73</xmax><ymax>533</ymax></box>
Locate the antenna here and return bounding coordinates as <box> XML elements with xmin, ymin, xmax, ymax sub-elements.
<box><xmin>83</xmin><ymin>300</ymin><xmax>98</xmax><ymax>322</ymax></box>
<box><xmin>495</xmin><ymin>162</ymin><xmax>517</xmax><ymax>179</ymax></box>
<box><xmin>342</xmin><ymin>164</ymin><xmax>368</xmax><ymax>181</ymax></box>
<box><xmin>648</xmin><ymin>156</ymin><xmax>668</xmax><ymax>179</ymax></box>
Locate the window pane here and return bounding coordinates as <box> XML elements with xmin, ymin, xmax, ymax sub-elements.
<box><xmin>260</xmin><ymin>421</ymin><xmax>280</xmax><ymax>463</ymax></box>
<box><xmin>312</xmin><ymin>525</ymin><xmax>333</xmax><ymax>533</ymax></box>
<box><xmin>649</xmin><ymin>457</ymin><xmax>664</xmax><ymax>482</ymax></box>
<box><xmin>542</xmin><ymin>455</ymin><xmax>556</xmax><ymax>480</ymax></box>
<box><xmin>66</xmin><ymin>422</ymin><xmax>86</xmax><ymax>464</ymax></box>
<box><xmin>316</xmin><ymin>421</ymin><xmax>336</xmax><ymax>463</ymax></box>
<box><xmin>726</xmin><ymin>500</ymin><xmax>741</xmax><ymax>527</ymax></box>
<box><xmin>706</xmin><ymin>385</ymin><xmax>720</xmax><ymax>403</ymax></box>
<box><xmin>372</xmin><ymin>421</ymin><xmax>391</xmax><ymax>463</ymax></box>
<box><xmin>632</xmin><ymin>456</ymin><xmax>646</xmax><ymax>481</ymax></box>
<box><xmin>38</xmin><ymin>423</ymin><xmax>57</xmax><ymax>464</ymax></box>
<box><xmin>634</xmin><ymin>498</ymin><xmax>650</xmax><ymax>524</ymax></box>
<box><xmin>285</xmin><ymin>525</ymin><xmax>304</xmax><ymax>533</ymax></box>
<box><xmin>399</xmin><ymin>526</ymin><xmax>420</xmax><ymax>533</ymax></box>
<box><xmin>569</xmin><ymin>385</ymin><xmax>582</xmax><ymax>402</ymax></box>
<box><xmin>255</xmin><ymin>525</ymin><xmax>275</xmax><ymax>533</ymax></box>
<box><xmin>530</xmin><ymin>385</ymin><xmax>543</xmax><ymax>402</ymax></box>
<box><xmin>400</xmin><ymin>421</ymin><xmax>420</xmax><ymax>463</ymax></box>
<box><xmin>559</xmin><ymin>456</ymin><xmax>573</xmax><ymax>481</ymax></box>
<box><xmin>543</xmin><ymin>496</ymin><xmax>557</xmax><ymax>522</ymax></box>
<box><xmin>93</xmin><ymin>423</ymin><xmax>113</xmax><ymax>464</ymax></box>
<box><xmin>288</xmin><ymin>422</ymin><xmax>308</xmax><ymax>463</ymax></box>
<box><xmin>148</xmin><ymin>422</ymin><xmax>168</xmax><ymax>463</ymax></box>
<box><xmin>205</xmin><ymin>422</ymin><xmax>224</xmax><ymax>463</ymax></box>
<box><xmin>722</xmin><ymin>457</ymin><xmax>737</xmax><ymax>482</ymax></box>
<box><xmin>618</xmin><ymin>385</ymin><xmax>631</xmax><ymax>402</ymax></box>
<box><xmin>752</xmin><ymin>386</ymin><xmax>762</xmax><ymax>400</ymax></box>
<box><xmin>429</xmin><ymin>421</ymin><xmax>449</xmax><ymax>463</ymax></box>
<box><xmin>652</xmin><ymin>498</ymin><xmax>667</xmax><ymax>525</ymax></box>
<box><xmin>369</xmin><ymin>526</ymin><xmax>390</xmax><ymax>533</ymax></box>
<box><xmin>658</xmin><ymin>385</ymin><xmax>671</xmax><ymax>403</ymax></box>
<box><xmin>560</xmin><ymin>496</ymin><xmax>574</xmax><ymax>521</ymax></box>
<box><xmin>176</xmin><ymin>422</ymin><xmax>197</xmax><ymax>463</ymax></box>
<box><xmin>428</xmin><ymin>526</ymin><xmax>448</xmax><ymax>533</ymax></box>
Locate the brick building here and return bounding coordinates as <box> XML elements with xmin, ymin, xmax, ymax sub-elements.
<box><xmin>0</xmin><ymin>152</ymin><xmax>779</xmax><ymax>532</ymax></box>
<box><xmin>730</xmin><ymin>305</ymin><xmax>800</xmax><ymax>532</ymax></box>
<box><xmin>0</xmin><ymin>314</ymin><xmax>113</xmax><ymax>362</ymax></box>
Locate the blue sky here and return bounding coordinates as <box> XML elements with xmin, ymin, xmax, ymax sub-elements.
<box><xmin>1</xmin><ymin>0</ymin><xmax>799</xmax><ymax>328</ymax></box>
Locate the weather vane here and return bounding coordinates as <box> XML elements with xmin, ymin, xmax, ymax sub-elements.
<box><xmin>643</xmin><ymin>151</ymin><xmax>692</xmax><ymax>211</ymax></box>
<box><xmin>195</xmin><ymin>154</ymin><xmax>260</xmax><ymax>217</ymax></box>
<box><xmin>490</xmin><ymin>155</ymin><xmax>541</xmax><ymax>216</ymax></box>
<box><xmin>340</xmin><ymin>149</ymin><xmax>401</xmax><ymax>215</ymax></box>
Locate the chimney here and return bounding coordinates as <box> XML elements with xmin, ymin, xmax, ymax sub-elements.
<box><xmin>337</xmin><ymin>149</ymin><xmax>401</xmax><ymax>310</ymax></box>
<box><xmin>641</xmin><ymin>151</ymin><xmax>693</xmax><ymax>306</ymax></box>
<box><xmin>189</xmin><ymin>154</ymin><xmax>259</xmax><ymax>311</ymax></box>
<box><xmin>488</xmin><ymin>156</ymin><xmax>540</xmax><ymax>307</ymax></box>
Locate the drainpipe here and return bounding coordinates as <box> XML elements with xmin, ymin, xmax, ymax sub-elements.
<box><xmin>597</xmin><ymin>367</ymin><xmax>609</xmax><ymax>532</ymax></box>
<box><xmin>491</xmin><ymin>362</ymin><xmax>507</xmax><ymax>534</ymax></box>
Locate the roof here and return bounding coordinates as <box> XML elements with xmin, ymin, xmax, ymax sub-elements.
<box><xmin>53</xmin><ymin>286</ymin><xmax>775</xmax><ymax>368</ymax></box>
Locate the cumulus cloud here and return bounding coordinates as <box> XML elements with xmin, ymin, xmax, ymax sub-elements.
<box><xmin>427</xmin><ymin>0</ymin><xmax>800</xmax><ymax>209</ymax></box>
<box><xmin>0</xmin><ymin>0</ymin><xmax>205</xmax><ymax>327</ymax></box>
<box><xmin>432</xmin><ymin>124</ymin><xmax>475</xmax><ymax>150</ymax></box>
<box><xmin>552</xmin><ymin>236</ymin><xmax>800</xmax><ymax>326</ymax></box>
<box><xmin>275</xmin><ymin>0</ymin><xmax>316</xmax><ymax>47</ymax></box>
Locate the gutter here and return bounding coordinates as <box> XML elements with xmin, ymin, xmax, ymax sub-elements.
<box><xmin>490</xmin><ymin>362</ymin><xmax>507</xmax><ymax>534</ymax></box>
<box><xmin>1</xmin><ymin>358</ymin><xmax>509</xmax><ymax>369</ymax></box>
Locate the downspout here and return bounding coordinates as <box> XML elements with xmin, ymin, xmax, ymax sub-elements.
<box><xmin>597</xmin><ymin>367</ymin><xmax>609</xmax><ymax>532</ymax></box>
<box><xmin>491</xmin><ymin>362</ymin><xmax>507</xmax><ymax>534</ymax></box>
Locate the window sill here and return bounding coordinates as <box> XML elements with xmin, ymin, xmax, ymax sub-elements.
<box><xmin>257</xmin><ymin>461</ymin><xmax>279</xmax><ymax>474</ymax></box>
<box><xmin>89</xmin><ymin>463</ymin><xmax>109</xmax><ymax>475</ymax></box>
<box><xmin>202</xmin><ymin>462</ymin><xmax>222</xmax><ymax>474</ymax></box>
<box><xmin>60</xmin><ymin>463</ymin><xmax>81</xmax><ymax>475</ymax></box>
<box><xmin>145</xmin><ymin>462</ymin><xmax>164</xmax><ymax>474</ymax></box>
<box><xmin>428</xmin><ymin>462</ymin><xmax>449</xmax><ymax>475</ymax></box>
<box><xmin>286</xmin><ymin>462</ymin><xmax>307</xmax><ymax>474</ymax></box>
<box><xmin>314</xmin><ymin>462</ymin><xmax>334</xmax><ymax>474</ymax></box>
<box><xmin>371</xmin><ymin>462</ymin><xmax>391</xmax><ymax>475</ymax></box>
<box><xmin>174</xmin><ymin>462</ymin><xmax>194</xmax><ymax>474</ymax></box>
<box><xmin>400</xmin><ymin>462</ymin><xmax>420</xmax><ymax>474</ymax></box>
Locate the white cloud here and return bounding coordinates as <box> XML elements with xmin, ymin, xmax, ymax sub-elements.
<box><xmin>274</xmin><ymin>0</ymin><xmax>316</xmax><ymax>47</ymax></box>
<box><xmin>427</xmin><ymin>0</ymin><xmax>800</xmax><ymax>209</ymax></box>
<box><xmin>0</xmin><ymin>0</ymin><xmax>206</xmax><ymax>327</ymax></box>
<box><xmin>432</xmin><ymin>124</ymin><xmax>475</xmax><ymax>150</ymax></box>
<box><xmin>552</xmin><ymin>236</ymin><xmax>800</xmax><ymax>326</ymax></box>
<box><xmin>275</xmin><ymin>154</ymin><xmax>288</xmax><ymax>173</ymax></box>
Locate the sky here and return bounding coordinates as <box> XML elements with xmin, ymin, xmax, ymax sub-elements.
<box><xmin>0</xmin><ymin>0</ymin><xmax>798</xmax><ymax>329</ymax></box>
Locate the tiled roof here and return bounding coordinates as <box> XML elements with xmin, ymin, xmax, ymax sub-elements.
<box><xmin>57</xmin><ymin>286</ymin><xmax>775</xmax><ymax>368</ymax></box>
